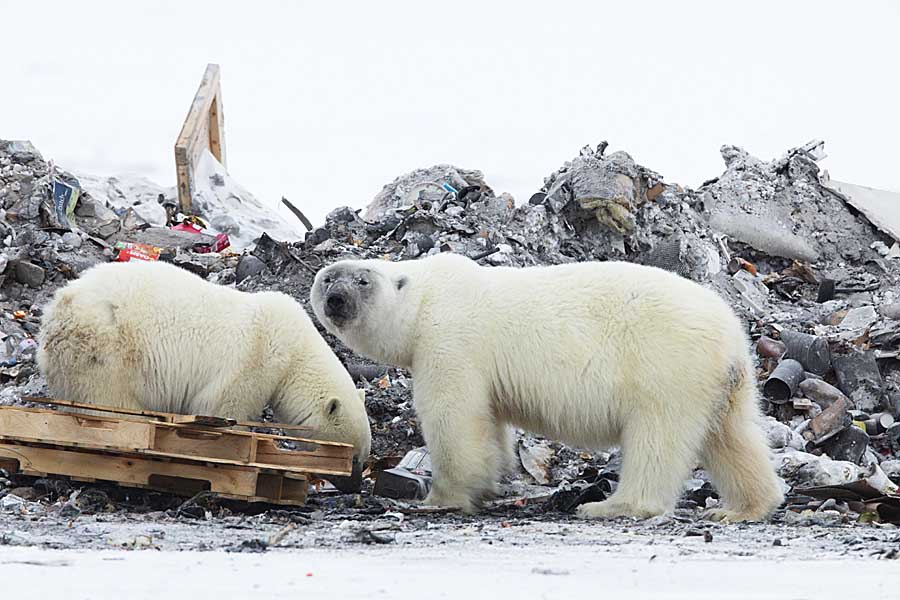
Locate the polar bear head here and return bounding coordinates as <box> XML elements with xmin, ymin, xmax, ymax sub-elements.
<box><xmin>310</xmin><ymin>259</ymin><xmax>418</xmax><ymax>368</ymax></box>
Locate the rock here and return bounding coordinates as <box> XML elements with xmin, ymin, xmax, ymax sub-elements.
<box><xmin>61</xmin><ymin>231</ymin><xmax>82</xmax><ymax>249</ymax></box>
<box><xmin>879</xmin><ymin>302</ymin><xmax>900</xmax><ymax>320</ymax></box>
<box><xmin>3</xmin><ymin>141</ymin><xmax>42</xmax><ymax>162</ymax></box>
<box><xmin>833</xmin><ymin>351</ymin><xmax>885</xmax><ymax>413</ymax></box>
<box><xmin>235</xmin><ymin>254</ymin><xmax>266</xmax><ymax>283</ymax></box>
<box><xmin>7</xmin><ymin>486</ymin><xmax>37</xmax><ymax>501</ymax></box>
<box><xmin>840</xmin><ymin>305</ymin><xmax>878</xmax><ymax>331</ymax></box>
<box><xmin>13</xmin><ymin>259</ymin><xmax>45</xmax><ymax>288</ymax></box>
<box><xmin>762</xmin><ymin>417</ymin><xmax>805</xmax><ymax>450</ymax></box>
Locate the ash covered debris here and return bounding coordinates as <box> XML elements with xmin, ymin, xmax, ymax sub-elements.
<box><xmin>3</xmin><ymin>136</ymin><xmax>900</xmax><ymax>525</ymax></box>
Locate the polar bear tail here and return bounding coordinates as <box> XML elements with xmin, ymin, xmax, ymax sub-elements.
<box><xmin>700</xmin><ymin>361</ymin><xmax>785</xmax><ymax>521</ymax></box>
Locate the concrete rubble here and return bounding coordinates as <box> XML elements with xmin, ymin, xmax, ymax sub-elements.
<box><xmin>2</xmin><ymin>136</ymin><xmax>900</xmax><ymax>544</ymax></box>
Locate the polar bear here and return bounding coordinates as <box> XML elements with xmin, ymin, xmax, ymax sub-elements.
<box><xmin>310</xmin><ymin>252</ymin><xmax>783</xmax><ymax>520</ymax></box>
<box><xmin>37</xmin><ymin>260</ymin><xmax>371</xmax><ymax>488</ymax></box>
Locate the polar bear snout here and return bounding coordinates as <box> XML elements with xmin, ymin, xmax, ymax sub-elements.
<box><xmin>323</xmin><ymin>285</ymin><xmax>356</xmax><ymax>325</ymax></box>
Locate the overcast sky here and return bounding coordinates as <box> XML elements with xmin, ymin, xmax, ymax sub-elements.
<box><xmin>2</xmin><ymin>0</ymin><xmax>897</xmax><ymax>224</ymax></box>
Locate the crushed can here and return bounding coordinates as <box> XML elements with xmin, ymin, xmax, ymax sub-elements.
<box><xmin>374</xmin><ymin>447</ymin><xmax>432</xmax><ymax>501</ymax></box>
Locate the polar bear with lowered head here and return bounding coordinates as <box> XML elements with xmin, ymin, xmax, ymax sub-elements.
<box><xmin>38</xmin><ymin>260</ymin><xmax>371</xmax><ymax>488</ymax></box>
<box><xmin>311</xmin><ymin>252</ymin><xmax>783</xmax><ymax>520</ymax></box>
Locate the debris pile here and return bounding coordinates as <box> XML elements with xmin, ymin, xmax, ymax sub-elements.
<box><xmin>3</xmin><ymin>136</ymin><xmax>900</xmax><ymax>524</ymax></box>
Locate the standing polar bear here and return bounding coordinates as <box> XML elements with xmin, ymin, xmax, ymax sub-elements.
<box><xmin>311</xmin><ymin>253</ymin><xmax>783</xmax><ymax>520</ymax></box>
<box><xmin>38</xmin><ymin>260</ymin><xmax>371</xmax><ymax>487</ymax></box>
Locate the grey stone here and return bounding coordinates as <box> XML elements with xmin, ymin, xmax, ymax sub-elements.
<box><xmin>879</xmin><ymin>302</ymin><xmax>900</xmax><ymax>320</ymax></box>
<box><xmin>61</xmin><ymin>231</ymin><xmax>82</xmax><ymax>249</ymax></box>
<box><xmin>840</xmin><ymin>305</ymin><xmax>878</xmax><ymax>330</ymax></box>
<box><xmin>235</xmin><ymin>254</ymin><xmax>266</xmax><ymax>283</ymax></box>
<box><xmin>13</xmin><ymin>260</ymin><xmax>45</xmax><ymax>288</ymax></box>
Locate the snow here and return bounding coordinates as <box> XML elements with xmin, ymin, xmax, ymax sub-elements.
<box><xmin>0</xmin><ymin>545</ymin><xmax>897</xmax><ymax>600</ymax></box>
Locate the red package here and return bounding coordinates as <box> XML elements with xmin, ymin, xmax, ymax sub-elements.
<box><xmin>114</xmin><ymin>241</ymin><xmax>161</xmax><ymax>262</ymax></box>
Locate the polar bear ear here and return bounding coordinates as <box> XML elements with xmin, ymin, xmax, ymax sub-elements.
<box><xmin>395</xmin><ymin>276</ymin><xmax>408</xmax><ymax>291</ymax></box>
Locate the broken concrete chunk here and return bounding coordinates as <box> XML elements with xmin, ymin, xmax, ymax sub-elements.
<box><xmin>708</xmin><ymin>212</ymin><xmax>819</xmax><ymax>262</ymax></box>
<box><xmin>840</xmin><ymin>305</ymin><xmax>878</xmax><ymax>331</ymax></box>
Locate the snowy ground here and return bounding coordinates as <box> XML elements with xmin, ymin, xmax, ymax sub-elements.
<box><xmin>2</xmin><ymin>525</ymin><xmax>899</xmax><ymax>600</ymax></box>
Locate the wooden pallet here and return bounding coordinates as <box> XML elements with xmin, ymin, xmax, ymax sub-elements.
<box><xmin>0</xmin><ymin>442</ymin><xmax>307</xmax><ymax>505</ymax></box>
<box><xmin>0</xmin><ymin>398</ymin><xmax>359</xmax><ymax>506</ymax></box>
<box><xmin>6</xmin><ymin>405</ymin><xmax>352</xmax><ymax>476</ymax></box>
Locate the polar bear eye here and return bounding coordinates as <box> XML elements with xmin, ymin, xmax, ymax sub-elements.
<box><xmin>357</xmin><ymin>278</ymin><xmax>369</xmax><ymax>286</ymax></box>
<box><xmin>323</xmin><ymin>276</ymin><xmax>333</xmax><ymax>284</ymax></box>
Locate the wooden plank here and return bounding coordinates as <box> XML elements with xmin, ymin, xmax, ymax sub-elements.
<box><xmin>23</xmin><ymin>396</ymin><xmax>236</xmax><ymax>427</ymax></box>
<box><xmin>174</xmin><ymin>63</ymin><xmax>226</xmax><ymax>213</ymax></box>
<box><xmin>151</xmin><ymin>426</ymin><xmax>254</xmax><ymax>462</ymax></box>
<box><xmin>0</xmin><ymin>408</ymin><xmax>154</xmax><ymax>450</ymax></box>
<box><xmin>255</xmin><ymin>438</ymin><xmax>354</xmax><ymax>474</ymax></box>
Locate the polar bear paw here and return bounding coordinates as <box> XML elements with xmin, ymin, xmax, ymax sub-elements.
<box><xmin>423</xmin><ymin>490</ymin><xmax>477</xmax><ymax>514</ymax></box>
<box><xmin>576</xmin><ymin>499</ymin><xmax>665</xmax><ymax>520</ymax></box>
<box><xmin>702</xmin><ymin>508</ymin><xmax>759</xmax><ymax>523</ymax></box>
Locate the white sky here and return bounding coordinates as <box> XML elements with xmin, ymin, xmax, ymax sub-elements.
<box><xmin>2</xmin><ymin>0</ymin><xmax>898</xmax><ymax>224</ymax></box>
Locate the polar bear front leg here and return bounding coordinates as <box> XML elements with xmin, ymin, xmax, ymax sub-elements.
<box><xmin>415</xmin><ymin>375</ymin><xmax>502</xmax><ymax>513</ymax></box>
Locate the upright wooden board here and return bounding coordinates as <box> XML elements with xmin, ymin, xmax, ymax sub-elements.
<box><xmin>174</xmin><ymin>63</ymin><xmax>226</xmax><ymax>213</ymax></box>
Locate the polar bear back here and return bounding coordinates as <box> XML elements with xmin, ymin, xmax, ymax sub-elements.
<box><xmin>410</xmin><ymin>255</ymin><xmax>748</xmax><ymax>448</ymax></box>
<box><xmin>38</xmin><ymin>261</ymin><xmax>292</xmax><ymax>417</ymax></box>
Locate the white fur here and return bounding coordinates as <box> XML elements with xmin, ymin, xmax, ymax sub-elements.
<box><xmin>37</xmin><ymin>260</ymin><xmax>371</xmax><ymax>462</ymax></box>
<box><xmin>311</xmin><ymin>253</ymin><xmax>783</xmax><ymax>520</ymax></box>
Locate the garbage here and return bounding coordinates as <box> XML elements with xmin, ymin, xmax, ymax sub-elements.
<box><xmin>113</xmin><ymin>241</ymin><xmax>168</xmax><ymax>262</ymax></box>
<box><xmin>518</xmin><ymin>438</ymin><xmax>555</xmax><ymax>485</ymax></box>
<box><xmin>832</xmin><ymin>351</ymin><xmax>886</xmax><ymax>413</ymax></box>
<box><xmin>805</xmin><ymin>396</ymin><xmax>852</xmax><ymax>445</ymax></box>
<box><xmin>764</xmin><ymin>359</ymin><xmax>805</xmax><ymax>403</ymax></box>
<box><xmin>373</xmin><ymin>447</ymin><xmax>432</xmax><ymax>500</ymax></box>
<box><xmin>781</xmin><ymin>330</ymin><xmax>832</xmax><ymax>376</ymax></box>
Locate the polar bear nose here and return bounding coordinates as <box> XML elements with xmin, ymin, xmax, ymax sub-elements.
<box><xmin>325</xmin><ymin>290</ymin><xmax>352</xmax><ymax>320</ymax></box>
<box><xmin>326</xmin><ymin>293</ymin><xmax>346</xmax><ymax>311</ymax></box>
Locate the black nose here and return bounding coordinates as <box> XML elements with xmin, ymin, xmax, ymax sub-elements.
<box><xmin>326</xmin><ymin>293</ymin><xmax>346</xmax><ymax>311</ymax></box>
